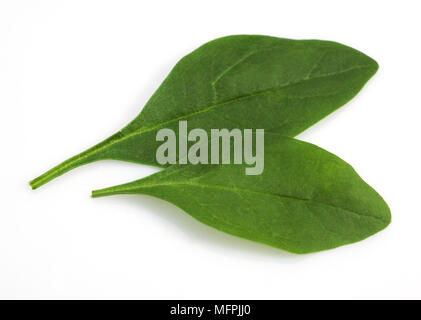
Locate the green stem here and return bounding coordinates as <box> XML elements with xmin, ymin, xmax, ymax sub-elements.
<box><xmin>29</xmin><ymin>133</ymin><xmax>122</xmax><ymax>190</ymax></box>
<box><xmin>91</xmin><ymin>187</ymin><xmax>121</xmax><ymax>198</ymax></box>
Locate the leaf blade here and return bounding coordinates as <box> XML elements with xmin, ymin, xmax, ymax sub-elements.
<box><xmin>31</xmin><ymin>35</ymin><xmax>378</xmax><ymax>189</ymax></box>
<box><xmin>92</xmin><ymin>136</ymin><xmax>390</xmax><ymax>254</ymax></box>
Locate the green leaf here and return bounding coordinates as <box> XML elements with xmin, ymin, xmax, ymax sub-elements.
<box><xmin>92</xmin><ymin>135</ymin><xmax>390</xmax><ymax>254</ymax></box>
<box><xmin>30</xmin><ymin>35</ymin><xmax>378</xmax><ymax>189</ymax></box>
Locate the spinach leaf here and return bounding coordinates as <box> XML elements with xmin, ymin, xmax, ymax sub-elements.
<box><xmin>92</xmin><ymin>135</ymin><xmax>390</xmax><ymax>254</ymax></box>
<box><xmin>30</xmin><ymin>35</ymin><xmax>378</xmax><ymax>189</ymax></box>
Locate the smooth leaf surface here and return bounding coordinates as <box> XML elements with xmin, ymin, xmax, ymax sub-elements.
<box><xmin>30</xmin><ymin>35</ymin><xmax>378</xmax><ymax>189</ymax></box>
<box><xmin>92</xmin><ymin>135</ymin><xmax>390</xmax><ymax>254</ymax></box>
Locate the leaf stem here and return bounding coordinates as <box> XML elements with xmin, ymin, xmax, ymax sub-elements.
<box><xmin>29</xmin><ymin>151</ymin><xmax>94</xmax><ymax>190</ymax></box>
<box><xmin>91</xmin><ymin>179</ymin><xmax>143</xmax><ymax>198</ymax></box>
<box><xmin>29</xmin><ymin>133</ymin><xmax>122</xmax><ymax>189</ymax></box>
<box><xmin>91</xmin><ymin>187</ymin><xmax>120</xmax><ymax>198</ymax></box>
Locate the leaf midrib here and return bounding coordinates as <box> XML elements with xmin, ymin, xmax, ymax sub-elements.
<box><xmin>132</xmin><ymin>64</ymin><xmax>371</xmax><ymax>137</ymax></box>
<box><xmin>71</xmin><ymin>64</ymin><xmax>372</xmax><ymax>167</ymax></box>
<box><xmin>112</xmin><ymin>178</ymin><xmax>386</xmax><ymax>223</ymax></box>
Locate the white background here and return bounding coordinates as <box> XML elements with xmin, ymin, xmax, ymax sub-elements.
<box><xmin>1</xmin><ymin>0</ymin><xmax>420</xmax><ymax>299</ymax></box>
